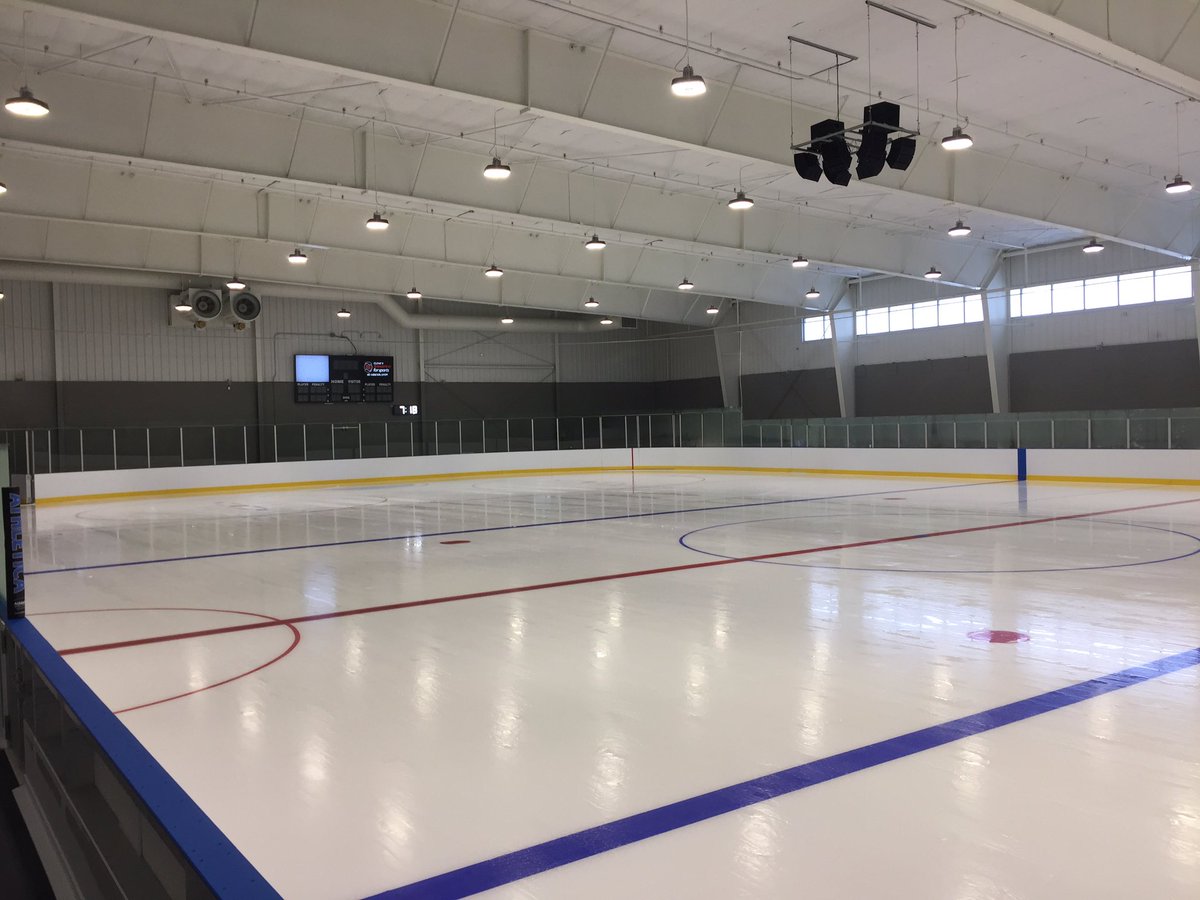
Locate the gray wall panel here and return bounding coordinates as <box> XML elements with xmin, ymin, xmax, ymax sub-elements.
<box><xmin>741</xmin><ymin>369</ymin><xmax>840</xmax><ymax>419</ymax></box>
<box><xmin>856</xmin><ymin>357</ymin><xmax>993</xmax><ymax>416</ymax></box>
<box><xmin>1010</xmin><ymin>341</ymin><xmax>1200</xmax><ymax>412</ymax></box>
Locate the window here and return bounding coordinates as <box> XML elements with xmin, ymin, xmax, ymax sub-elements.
<box><xmin>937</xmin><ymin>296</ymin><xmax>964</xmax><ymax>325</ymax></box>
<box><xmin>889</xmin><ymin>304</ymin><xmax>913</xmax><ymax>331</ymax></box>
<box><xmin>912</xmin><ymin>300</ymin><xmax>938</xmax><ymax>329</ymax></box>
<box><xmin>1118</xmin><ymin>270</ymin><xmax>1154</xmax><ymax>305</ymax></box>
<box><xmin>1017</xmin><ymin>284</ymin><xmax>1051</xmax><ymax>316</ymax></box>
<box><xmin>964</xmin><ymin>294</ymin><xmax>984</xmax><ymax>322</ymax></box>
<box><xmin>802</xmin><ymin>315</ymin><xmax>831</xmax><ymax>342</ymax></box>
<box><xmin>1084</xmin><ymin>275</ymin><xmax>1118</xmax><ymax>309</ymax></box>
<box><xmin>1052</xmin><ymin>280</ymin><xmax>1084</xmax><ymax>313</ymax></box>
<box><xmin>1155</xmin><ymin>266</ymin><xmax>1191</xmax><ymax>302</ymax></box>
<box><xmin>1010</xmin><ymin>264</ymin><xmax>1193</xmax><ymax>318</ymax></box>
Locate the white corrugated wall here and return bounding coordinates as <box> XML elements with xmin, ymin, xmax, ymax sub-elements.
<box><xmin>0</xmin><ymin>280</ymin><xmax>54</xmax><ymax>380</ymax></box>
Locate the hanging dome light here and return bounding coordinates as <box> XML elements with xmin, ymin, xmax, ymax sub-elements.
<box><xmin>706</xmin><ymin>303</ymin><xmax>720</xmax><ymax>315</ymax></box>
<box><xmin>947</xmin><ymin>220</ymin><xmax>972</xmax><ymax>237</ymax></box>
<box><xmin>366</xmin><ymin>211</ymin><xmax>389</xmax><ymax>230</ymax></box>
<box><xmin>678</xmin><ymin>278</ymin><xmax>694</xmax><ymax>290</ymax></box>
<box><xmin>805</xmin><ymin>287</ymin><xmax>820</xmax><ymax>300</ymax></box>
<box><xmin>500</xmin><ymin>315</ymin><xmax>514</xmax><ymax>324</ymax></box>
<box><xmin>670</xmin><ymin>65</ymin><xmax>707</xmax><ymax>98</ymax></box>
<box><xmin>941</xmin><ymin>125</ymin><xmax>973</xmax><ymax>151</ymax></box>
<box><xmin>287</xmin><ymin>248</ymin><xmax>308</xmax><ymax>264</ymax></box>
<box><xmin>226</xmin><ymin>277</ymin><xmax>246</xmax><ymax>290</ymax></box>
<box><xmin>484</xmin><ymin>264</ymin><xmax>504</xmax><ymax>278</ymax></box>
<box><xmin>406</xmin><ymin>287</ymin><xmax>423</xmax><ymax>300</ymax></box>
<box><xmin>584</xmin><ymin>297</ymin><xmax>600</xmax><ymax>308</ymax></box>
<box><xmin>584</xmin><ymin>233</ymin><xmax>607</xmax><ymax>250</ymax></box>
<box><xmin>336</xmin><ymin>308</ymin><xmax>352</xmax><ymax>318</ymax></box>
<box><xmin>791</xmin><ymin>255</ymin><xmax>809</xmax><ymax>268</ymax></box>
<box><xmin>925</xmin><ymin>266</ymin><xmax>943</xmax><ymax>279</ymax></box>
<box><xmin>1166</xmin><ymin>175</ymin><xmax>1193</xmax><ymax>195</ymax></box>
<box><xmin>5</xmin><ymin>86</ymin><xmax>48</xmax><ymax>117</ymax></box>
<box><xmin>173</xmin><ymin>300</ymin><xmax>193</xmax><ymax>312</ymax></box>
<box><xmin>727</xmin><ymin>190</ymin><xmax>754</xmax><ymax>210</ymax></box>
<box><xmin>1082</xmin><ymin>237</ymin><xmax>1104</xmax><ymax>254</ymax></box>
<box><xmin>600</xmin><ymin>317</ymin><xmax>614</xmax><ymax>325</ymax></box>
<box><xmin>483</xmin><ymin>157</ymin><xmax>512</xmax><ymax>180</ymax></box>
<box><xmin>0</xmin><ymin>182</ymin><xmax>8</xmax><ymax>195</ymax></box>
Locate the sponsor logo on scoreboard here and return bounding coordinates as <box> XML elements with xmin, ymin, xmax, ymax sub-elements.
<box><xmin>2</xmin><ymin>488</ymin><xmax>24</xmax><ymax>619</ymax></box>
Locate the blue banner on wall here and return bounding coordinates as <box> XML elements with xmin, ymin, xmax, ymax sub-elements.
<box><xmin>2</xmin><ymin>488</ymin><xmax>24</xmax><ymax>619</ymax></box>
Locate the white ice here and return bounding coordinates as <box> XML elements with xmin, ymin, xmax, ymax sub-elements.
<box><xmin>22</xmin><ymin>473</ymin><xmax>1200</xmax><ymax>899</ymax></box>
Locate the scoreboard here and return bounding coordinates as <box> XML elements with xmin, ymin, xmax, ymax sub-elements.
<box><xmin>294</xmin><ymin>354</ymin><xmax>394</xmax><ymax>403</ymax></box>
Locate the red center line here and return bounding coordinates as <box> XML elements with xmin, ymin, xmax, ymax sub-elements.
<box><xmin>57</xmin><ymin>495</ymin><xmax>1200</xmax><ymax>658</ymax></box>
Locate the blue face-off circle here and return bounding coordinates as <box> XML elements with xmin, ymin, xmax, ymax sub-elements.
<box><xmin>677</xmin><ymin>511</ymin><xmax>1200</xmax><ymax>574</ymax></box>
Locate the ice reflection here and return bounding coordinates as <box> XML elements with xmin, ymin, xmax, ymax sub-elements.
<box><xmin>735</xmin><ymin>806</ymin><xmax>781</xmax><ymax>891</ymax></box>
<box><xmin>686</xmin><ymin>649</ymin><xmax>708</xmax><ymax>715</ymax></box>
<box><xmin>954</xmin><ymin>736</ymin><xmax>988</xmax><ymax>804</ymax></box>
<box><xmin>591</xmin><ymin>740</ymin><xmax>627</xmax><ymax>813</ymax></box>
<box><xmin>411</xmin><ymin>655</ymin><xmax>439</xmax><ymax>719</ymax></box>
<box><xmin>491</xmin><ymin>685</ymin><xmax>522</xmax><ymax>758</ymax></box>
<box><xmin>1168</xmin><ymin>799</ymin><xmax>1200</xmax><ymax>866</ymax></box>
<box><xmin>712</xmin><ymin>607</ymin><xmax>730</xmax><ymax>650</ymax></box>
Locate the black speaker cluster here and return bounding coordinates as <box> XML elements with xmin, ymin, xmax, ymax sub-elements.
<box><xmin>793</xmin><ymin>102</ymin><xmax>916</xmax><ymax>186</ymax></box>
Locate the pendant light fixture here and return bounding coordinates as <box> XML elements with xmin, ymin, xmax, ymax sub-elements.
<box><xmin>500</xmin><ymin>315</ymin><xmax>514</xmax><ymax>325</ymax></box>
<box><xmin>791</xmin><ymin>255</ymin><xmax>809</xmax><ymax>268</ymax></box>
<box><xmin>365</xmin><ymin>121</ymin><xmax>390</xmax><ymax>229</ymax></box>
<box><xmin>728</xmin><ymin>190</ymin><xmax>753</xmax><ymax>211</ymax></box>
<box><xmin>584</xmin><ymin>296</ymin><xmax>600</xmax><ymax>308</ymax></box>
<box><xmin>925</xmin><ymin>266</ymin><xmax>943</xmax><ymax>279</ymax></box>
<box><xmin>483</xmin><ymin>110</ymin><xmax>512</xmax><ymax>180</ymax></box>
<box><xmin>600</xmin><ymin>317</ymin><xmax>615</xmax><ymax>325</ymax></box>
<box><xmin>585</xmin><ymin>234</ymin><xmax>607</xmax><ymax>250</ymax></box>
<box><xmin>336</xmin><ymin>308</ymin><xmax>352</xmax><ymax>319</ymax></box>
<box><xmin>6</xmin><ymin>17</ymin><xmax>48</xmax><ymax>118</ymax></box>
<box><xmin>366</xmin><ymin>211</ymin><xmax>389</xmax><ymax>230</ymax></box>
<box><xmin>1166</xmin><ymin>101</ymin><xmax>1193</xmax><ymax>195</ymax></box>
<box><xmin>947</xmin><ymin>220</ymin><xmax>972</xmax><ymax>237</ymax></box>
<box><xmin>583</xmin><ymin>167</ymin><xmax>607</xmax><ymax>249</ymax></box>
<box><xmin>0</xmin><ymin>182</ymin><xmax>8</xmax><ymax>194</ymax></box>
<box><xmin>484</xmin><ymin>264</ymin><xmax>504</xmax><ymax>278</ymax></box>
<box><xmin>406</xmin><ymin>286</ymin><xmax>423</xmax><ymax>300</ymax></box>
<box><xmin>1082</xmin><ymin>237</ymin><xmax>1104</xmax><ymax>254</ymax></box>
<box><xmin>173</xmin><ymin>299</ymin><xmax>193</xmax><ymax>312</ymax></box>
<box><xmin>670</xmin><ymin>0</ymin><xmax>706</xmax><ymax>97</ymax></box>
<box><xmin>678</xmin><ymin>277</ymin><xmax>695</xmax><ymax>290</ymax></box>
<box><xmin>706</xmin><ymin>303</ymin><xmax>720</xmax><ymax>315</ymax></box>
<box><xmin>226</xmin><ymin>277</ymin><xmax>246</xmax><ymax>290</ymax></box>
<box><xmin>288</xmin><ymin>248</ymin><xmax>308</xmax><ymax>264</ymax></box>
<box><xmin>941</xmin><ymin>18</ymin><xmax>972</xmax><ymax>151</ymax></box>
<box><xmin>805</xmin><ymin>286</ymin><xmax>820</xmax><ymax>300</ymax></box>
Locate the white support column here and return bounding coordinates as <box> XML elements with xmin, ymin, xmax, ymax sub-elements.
<box><xmin>1193</xmin><ymin>259</ymin><xmax>1200</xmax><ymax>371</ymax></box>
<box><xmin>827</xmin><ymin>283</ymin><xmax>855</xmax><ymax>419</ymax></box>
<box><xmin>713</xmin><ymin>314</ymin><xmax>742</xmax><ymax>410</ymax></box>
<box><xmin>980</xmin><ymin>256</ymin><xmax>1011</xmax><ymax>413</ymax></box>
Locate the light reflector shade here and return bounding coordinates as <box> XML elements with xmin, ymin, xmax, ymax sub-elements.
<box><xmin>366</xmin><ymin>212</ymin><xmax>389</xmax><ymax>230</ymax></box>
<box><xmin>805</xmin><ymin>287</ymin><xmax>820</xmax><ymax>300</ymax></box>
<box><xmin>600</xmin><ymin>317</ymin><xmax>614</xmax><ymax>325</ymax></box>
<box><xmin>584</xmin><ymin>234</ymin><xmax>606</xmax><ymax>250</ymax></box>
<box><xmin>791</xmin><ymin>256</ymin><xmax>809</xmax><ymax>268</ymax></box>
<box><xmin>406</xmin><ymin>287</ymin><xmax>423</xmax><ymax>300</ymax></box>
<box><xmin>500</xmin><ymin>316</ymin><xmax>514</xmax><ymax>324</ymax></box>
<box><xmin>727</xmin><ymin>191</ymin><xmax>753</xmax><ymax>210</ymax></box>
<box><xmin>941</xmin><ymin>125</ymin><xmax>973</xmax><ymax>151</ymax></box>
<box><xmin>1166</xmin><ymin>175</ymin><xmax>1193</xmax><ymax>194</ymax></box>
<box><xmin>947</xmin><ymin>221</ymin><xmax>972</xmax><ymax>237</ymax></box>
<box><xmin>226</xmin><ymin>277</ymin><xmax>246</xmax><ymax>290</ymax></box>
<box><xmin>287</xmin><ymin>248</ymin><xmax>307</xmax><ymax>264</ymax></box>
<box><xmin>5</xmin><ymin>87</ymin><xmax>48</xmax><ymax>117</ymax></box>
<box><xmin>1083</xmin><ymin>238</ymin><xmax>1104</xmax><ymax>254</ymax></box>
<box><xmin>336</xmin><ymin>308</ymin><xmax>351</xmax><ymax>318</ymax></box>
<box><xmin>678</xmin><ymin>278</ymin><xmax>694</xmax><ymax>290</ymax></box>
<box><xmin>583</xmin><ymin>297</ymin><xmax>600</xmax><ymax>308</ymax></box>
<box><xmin>670</xmin><ymin>65</ymin><xmax>707</xmax><ymax>97</ymax></box>
<box><xmin>925</xmin><ymin>266</ymin><xmax>943</xmax><ymax>279</ymax></box>
<box><xmin>483</xmin><ymin>158</ymin><xmax>512</xmax><ymax>180</ymax></box>
<box><xmin>484</xmin><ymin>264</ymin><xmax>504</xmax><ymax>277</ymax></box>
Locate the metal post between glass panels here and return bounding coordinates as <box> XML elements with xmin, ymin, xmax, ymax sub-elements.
<box><xmin>112</xmin><ymin>430</ymin><xmax>117</xmax><ymax>470</ymax></box>
<box><xmin>458</xmin><ymin>420</ymin><xmax>462</xmax><ymax>455</ymax></box>
<box><xmin>435</xmin><ymin>420</ymin><xmax>440</xmax><ymax>455</ymax></box>
<box><xmin>211</xmin><ymin>428</ymin><xmax>216</xmax><ymax>465</ymax></box>
<box><xmin>243</xmin><ymin>426</ymin><xmax>249</xmax><ymax>464</ymax></box>
<box><xmin>179</xmin><ymin>427</ymin><xmax>185</xmax><ymax>467</ymax></box>
<box><xmin>79</xmin><ymin>430</ymin><xmax>84</xmax><ymax>471</ymax></box>
<box><xmin>506</xmin><ymin>419</ymin><xmax>511</xmax><ymax>453</ymax></box>
<box><xmin>358</xmin><ymin>424</ymin><xmax>363</xmax><ymax>459</ymax></box>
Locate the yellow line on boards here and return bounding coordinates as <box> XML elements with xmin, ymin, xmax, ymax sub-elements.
<box><xmin>34</xmin><ymin>466</ymin><xmax>630</xmax><ymax>506</ymax></box>
<box><xmin>633</xmin><ymin>465</ymin><xmax>1011</xmax><ymax>481</ymax></box>
<box><xmin>1026</xmin><ymin>474</ymin><xmax>1200</xmax><ymax>487</ymax></box>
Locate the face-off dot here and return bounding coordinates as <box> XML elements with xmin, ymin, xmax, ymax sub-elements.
<box><xmin>968</xmin><ymin>630</ymin><xmax>1029</xmax><ymax>644</ymax></box>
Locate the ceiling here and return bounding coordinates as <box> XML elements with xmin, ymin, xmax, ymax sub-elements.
<box><xmin>0</xmin><ymin>0</ymin><xmax>1195</xmax><ymax>325</ymax></box>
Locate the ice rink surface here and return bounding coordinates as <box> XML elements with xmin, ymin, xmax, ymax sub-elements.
<box><xmin>21</xmin><ymin>471</ymin><xmax>1200</xmax><ymax>899</ymax></box>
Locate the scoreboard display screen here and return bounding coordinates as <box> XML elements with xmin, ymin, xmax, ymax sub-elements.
<box><xmin>294</xmin><ymin>354</ymin><xmax>394</xmax><ymax>403</ymax></box>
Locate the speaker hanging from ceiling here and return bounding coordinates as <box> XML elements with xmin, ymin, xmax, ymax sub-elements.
<box><xmin>810</xmin><ymin>119</ymin><xmax>851</xmax><ymax>186</ymax></box>
<box><xmin>794</xmin><ymin>151</ymin><xmax>823</xmax><ymax>182</ymax></box>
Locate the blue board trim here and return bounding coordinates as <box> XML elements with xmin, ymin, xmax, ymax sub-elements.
<box><xmin>1017</xmin><ymin>447</ymin><xmax>1028</xmax><ymax>482</ymax></box>
<box><xmin>367</xmin><ymin>646</ymin><xmax>1200</xmax><ymax>900</ymax></box>
<box><xmin>4</xmin><ymin>618</ymin><xmax>281</xmax><ymax>899</ymax></box>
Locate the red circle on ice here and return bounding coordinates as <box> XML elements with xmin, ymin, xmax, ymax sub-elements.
<box><xmin>968</xmin><ymin>629</ymin><xmax>1029</xmax><ymax>643</ymax></box>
